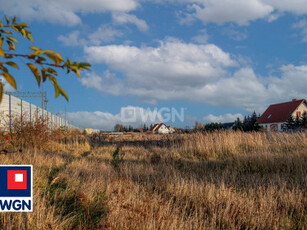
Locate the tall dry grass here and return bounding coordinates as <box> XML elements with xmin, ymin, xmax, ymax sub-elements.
<box><xmin>0</xmin><ymin>131</ymin><xmax>306</xmax><ymax>229</ymax></box>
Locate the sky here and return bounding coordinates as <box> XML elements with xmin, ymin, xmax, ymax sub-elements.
<box><xmin>1</xmin><ymin>0</ymin><xmax>307</xmax><ymax>130</ymax></box>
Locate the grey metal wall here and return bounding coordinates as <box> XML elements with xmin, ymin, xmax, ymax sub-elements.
<box><xmin>0</xmin><ymin>94</ymin><xmax>77</xmax><ymax>131</ymax></box>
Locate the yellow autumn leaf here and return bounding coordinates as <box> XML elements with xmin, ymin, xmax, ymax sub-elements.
<box><xmin>27</xmin><ymin>63</ymin><xmax>41</xmax><ymax>86</ymax></box>
<box><xmin>2</xmin><ymin>72</ymin><xmax>17</xmax><ymax>89</ymax></box>
<box><xmin>5</xmin><ymin>62</ymin><xmax>19</xmax><ymax>69</ymax></box>
<box><xmin>43</xmin><ymin>50</ymin><xmax>63</xmax><ymax>66</ymax></box>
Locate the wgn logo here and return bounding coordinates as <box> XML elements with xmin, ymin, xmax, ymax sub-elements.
<box><xmin>0</xmin><ymin>165</ymin><xmax>33</xmax><ymax>212</ymax></box>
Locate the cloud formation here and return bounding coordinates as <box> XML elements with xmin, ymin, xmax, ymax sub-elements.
<box><xmin>0</xmin><ymin>0</ymin><xmax>139</xmax><ymax>26</ymax></box>
<box><xmin>293</xmin><ymin>19</ymin><xmax>307</xmax><ymax>42</ymax></box>
<box><xmin>67</xmin><ymin>106</ymin><xmax>163</xmax><ymax>130</ymax></box>
<box><xmin>82</xmin><ymin>39</ymin><xmax>307</xmax><ymax>112</ymax></box>
<box><xmin>203</xmin><ymin>113</ymin><xmax>244</xmax><ymax>123</ymax></box>
<box><xmin>58</xmin><ymin>26</ymin><xmax>123</xmax><ymax>46</ymax></box>
<box><xmin>112</xmin><ymin>12</ymin><xmax>149</xmax><ymax>31</ymax></box>
<box><xmin>180</xmin><ymin>0</ymin><xmax>307</xmax><ymax>26</ymax></box>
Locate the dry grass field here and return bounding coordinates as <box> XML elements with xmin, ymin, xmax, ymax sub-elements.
<box><xmin>0</xmin><ymin>131</ymin><xmax>306</xmax><ymax>229</ymax></box>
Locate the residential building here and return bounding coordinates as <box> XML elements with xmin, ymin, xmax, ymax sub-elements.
<box><xmin>150</xmin><ymin>123</ymin><xmax>172</xmax><ymax>134</ymax></box>
<box><xmin>256</xmin><ymin>99</ymin><xmax>307</xmax><ymax>131</ymax></box>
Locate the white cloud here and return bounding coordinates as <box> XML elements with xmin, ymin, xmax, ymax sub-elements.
<box><xmin>203</xmin><ymin>113</ymin><xmax>244</xmax><ymax>123</ymax></box>
<box><xmin>82</xmin><ymin>39</ymin><xmax>307</xmax><ymax>113</ymax></box>
<box><xmin>88</xmin><ymin>25</ymin><xmax>124</xmax><ymax>44</ymax></box>
<box><xmin>178</xmin><ymin>0</ymin><xmax>307</xmax><ymax>26</ymax></box>
<box><xmin>188</xmin><ymin>0</ymin><xmax>274</xmax><ymax>26</ymax></box>
<box><xmin>67</xmin><ymin>106</ymin><xmax>163</xmax><ymax>130</ymax></box>
<box><xmin>192</xmin><ymin>29</ymin><xmax>209</xmax><ymax>43</ymax></box>
<box><xmin>58</xmin><ymin>26</ymin><xmax>123</xmax><ymax>46</ymax></box>
<box><xmin>2</xmin><ymin>0</ymin><xmax>307</xmax><ymax>27</ymax></box>
<box><xmin>58</xmin><ymin>31</ymin><xmax>87</xmax><ymax>46</ymax></box>
<box><xmin>0</xmin><ymin>0</ymin><xmax>139</xmax><ymax>26</ymax></box>
<box><xmin>265</xmin><ymin>0</ymin><xmax>307</xmax><ymax>15</ymax></box>
<box><xmin>81</xmin><ymin>71</ymin><xmax>124</xmax><ymax>95</ymax></box>
<box><xmin>112</xmin><ymin>12</ymin><xmax>149</xmax><ymax>31</ymax></box>
<box><xmin>222</xmin><ymin>27</ymin><xmax>248</xmax><ymax>41</ymax></box>
<box><xmin>293</xmin><ymin>19</ymin><xmax>307</xmax><ymax>42</ymax></box>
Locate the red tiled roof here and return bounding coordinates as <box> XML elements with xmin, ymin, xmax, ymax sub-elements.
<box><xmin>256</xmin><ymin>99</ymin><xmax>306</xmax><ymax>124</ymax></box>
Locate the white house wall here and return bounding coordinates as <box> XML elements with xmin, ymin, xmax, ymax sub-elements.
<box><xmin>259</xmin><ymin>122</ymin><xmax>284</xmax><ymax>132</ymax></box>
<box><xmin>291</xmin><ymin>103</ymin><xmax>307</xmax><ymax>118</ymax></box>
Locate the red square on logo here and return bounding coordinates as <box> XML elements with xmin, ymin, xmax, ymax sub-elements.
<box><xmin>7</xmin><ymin>170</ymin><xmax>27</xmax><ymax>190</ymax></box>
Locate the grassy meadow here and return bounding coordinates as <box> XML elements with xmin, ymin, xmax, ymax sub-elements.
<box><xmin>0</xmin><ymin>131</ymin><xmax>306</xmax><ymax>229</ymax></box>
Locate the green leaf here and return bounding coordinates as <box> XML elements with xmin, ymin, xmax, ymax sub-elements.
<box><xmin>0</xmin><ymin>83</ymin><xmax>3</xmax><ymax>103</ymax></box>
<box><xmin>42</xmin><ymin>50</ymin><xmax>63</xmax><ymax>66</ymax></box>
<box><xmin>5</xmin><ymin>62</ymin><xmax>19</xmax><ymax>69</ymax></box>
<box><xmin>6</xmin><ymin>36</ymin><xmax>18</xmax><ymax>43</ymax></box>
<box><xmin>27</xmin><ymin>63</ymin><xmax>41</xmax><ymax>86</ymax></box>
<box><xmin>2</xmin><ymin>72</ymin><xmax>17</xmax><ymax>89</ymax></box>
<box><xmin>5</xmin><ymin>15</ymin><xmax>9</xmax><ymax>25</ymax></box>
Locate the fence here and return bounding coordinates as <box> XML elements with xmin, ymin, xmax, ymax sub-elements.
<box><xmin>0</xmin><ymin>94</ymin><xmax>77</xmax><ymax>131</ymax></box>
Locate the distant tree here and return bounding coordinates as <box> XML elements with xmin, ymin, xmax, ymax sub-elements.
<box><xmin>114</xmin><ymin>124</ymin><xmax>124</xmax><ymax>132</ymax></box>
<box><xmin>203</xmin><ymin>122</ymin><xmax>223</xmax><ymax>131</ymax></box>
<box><xmin>0</xmin><ymin>16</ymin><xmax>91</xmax><ymax>101</ymax></box>
<box><xmin>233</xmin><ymin>117</ymin><xmax>243</xmax><ymax>131</ymax></box>
<box><xmin>294</xmin><ymin>114</ymin><xmax>301</xmax><ymax>129</ymax></box>
<box><xmin>241</xmin><ymin>112</ymin><xmax>260</xmax><ymax>131</ymax></box>
<box><xmin>285</xmin><ymin>115</ymin><xmax>295</xmax><ymax>130</ymax></box>
<box><xmin>302</xmin><ymin>112</ymin><xmax>307</xmax><ymax>129</ymax></box>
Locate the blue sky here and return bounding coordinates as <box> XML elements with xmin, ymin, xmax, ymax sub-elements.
<box><xmin>1</xmin><ymin>0</ymin><xmax>307</xmax><ymax>130</ymax></box>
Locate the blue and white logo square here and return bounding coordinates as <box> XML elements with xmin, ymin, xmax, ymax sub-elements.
<box><xmin>0</xmin><ymin>165</ymin><xmax>33</xmax><ymax>212</ymax></box>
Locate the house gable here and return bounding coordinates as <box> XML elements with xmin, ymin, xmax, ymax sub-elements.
<box><xmin>256</xmin><ymin>99</ymin><xmax>306</xmax><ymax>124</ymax></box>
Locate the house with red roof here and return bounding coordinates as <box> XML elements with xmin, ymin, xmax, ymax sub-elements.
<box><xmin>256</xmin><ymin>99</ymin><xmax>307</xmax><ymax>131</ymax></box>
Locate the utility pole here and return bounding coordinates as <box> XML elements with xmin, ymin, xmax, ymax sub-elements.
<box><xmin>65</xmin><ymin>107</ymin><xmax>67</xmax><ymax>132</ymax></box>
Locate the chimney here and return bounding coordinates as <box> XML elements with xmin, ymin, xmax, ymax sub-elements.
<box><xmin>292</xmin><ymin>99</ymin><xmax>299</xmax><ymax>101</ymax></box>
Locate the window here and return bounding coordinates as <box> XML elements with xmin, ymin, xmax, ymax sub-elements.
<box><xmin>267</xmin><ymin>114</ymin><xmax>272</xmax><ymax>119</ymax></box>
<box><xmin>296</xmin><ymin>111</ymin><xmax>301</xmax><ymax>117</ymax></box>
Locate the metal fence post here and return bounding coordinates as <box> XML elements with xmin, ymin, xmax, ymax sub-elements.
<box><xmin>21</xmin><ymin>99</ymin><xmax>23</xmax><ymax>125</ymax></box>
<box><xmin>9</xmin><ymin>94</ymin><xmax>11</xmax><ymax>133</ymax></box>
<box><xmin>30</xmin><ymin>103</ymin><xmax>31</xmax><ymax>123</ymax></box>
